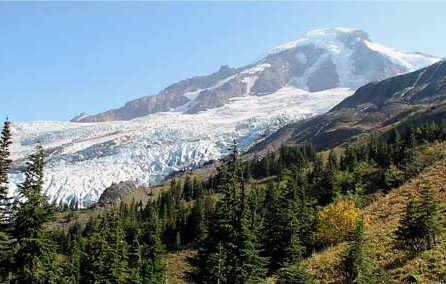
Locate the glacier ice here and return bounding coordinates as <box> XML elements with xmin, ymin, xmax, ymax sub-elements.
<box><xmin>8</xmin><ymin>87</ymin><xmax>353</xmax><ymax>208</ymax></box>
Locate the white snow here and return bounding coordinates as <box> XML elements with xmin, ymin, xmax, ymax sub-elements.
<box><xmin>268</xmin><ymin>27</ymin><xmax>355</xmax><ymax>55</ymax></box>
<box><xmin>295</xmin><ymin>52</ymin><xmax>308</xmax><ymax>65</ymax></box>
<box><xmin>364</xmin><ymin>41</ymin><xmax>440</xmax><ymax>71</ymax></box>
<box><xmin>7</xmin><ymin>27</ymin><xmax>441</xmax><ymax>209</ymax></box>
<box><xmin>268</xmin><ymin>27</ymin><xmax>441</xmax><ymax>91</ymax></box>
<box><xmin>240</xmin><ymin>63</ymin><xmax>271</xmax><ymax>75</ymax></box>
<box><xmin>8</xmin><ymin>87</ymin><xmax>353</xmax><ymax>208</ymax></box>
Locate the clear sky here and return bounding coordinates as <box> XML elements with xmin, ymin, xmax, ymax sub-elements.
<box><xmin>1</xmin><ymin>1</ymin><xmax>445</xmax><ymax>122</ymax></box>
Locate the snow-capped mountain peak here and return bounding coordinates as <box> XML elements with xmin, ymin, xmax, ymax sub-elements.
<box><xmin>8</xmin><ymin>28</ymin><xmax>441</xmax><ymax>207</ymax></box>
<box><xmin>268</xmin><ymin>27</ymin><xmax>370</xmax><ymax>54</ymax></box>
<box><xmin>71</xmin><ymin>27</ymin><xmax>439</xmax><ymax>123</ymax></box>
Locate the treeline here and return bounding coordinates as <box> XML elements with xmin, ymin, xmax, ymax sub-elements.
<box><xmin>0</xmin><ymin>118</ymin><xmax>445</xmax><ymax>283</ymax></box>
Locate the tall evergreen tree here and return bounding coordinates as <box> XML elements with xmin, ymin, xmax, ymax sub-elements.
<box><xmin>0</xmin><ymin>118</ymin><xmax>12</xmax><ymax>284</ymax></box>
<box><xmin>394</xmin><ymin>198</ymin><xmax>424</xmax><ymax>253</ymax></box>
<box><xmin>191</xmin><ymin>142</ymin><xmax>267</xmax><ymax>283</ymax></box>
<box><xmin>0</xmin><ymin>118</ymin><xmax>13</xmax><ymax>224</ymax></box>
<box><xmin>276</xmin><ymin>263</ymin><xmax>314</xmax><ymax>284</ymax></box>
<box><xmin>140</xmin><ymin>207</ymin><xmax>166</xmax><ymax>284</ymax></box>
<box><xmin>10</xmin><ymin>145</ymin><xmax>59</xmax><ymax>284</ymax></box>
<box><xmin>262</xmin><ymin>181</ymin><xmax>303</xmax><ymax>273</ymax></box>
<box><xmin>340</xmin><ymin>219</ymin><xmax>368</xmax><ymax>284</ymax></box>
<box><xmin>418</xmin><ymin>181</ymin><xmax>440</xmax><ymax>250</ymax></box>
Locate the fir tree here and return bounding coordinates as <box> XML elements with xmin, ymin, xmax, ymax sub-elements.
<box><xmin>340</xmin><ymin>219</ymin><xmax>369</xmax><ymax>284</ymax></box>
<box><xmin>276</xmin><ymin>263</ymin><xmax>314</xmax><ymax>284</ymax></box>
<box><xmin>80</xmin><ymin>218</ymin><xmax>113</xmax><ymax>283</ymax></box>
<box><xmin>10</xmin><ymin>145</ymin><xmax>59</xmax><ymax>283</ymax></box>
<box><xmin>0</xmin><ymin>118</ymin><xmax>13</xmax><ymax>224</ymax></box>
<box><xmin>394</xmin><ymin>198</ymin><xmax>424</xmax><ymax>253</ymax></box>
<box><xmin>191</xmin><ymin>142</ymin><xmax>267</xmax><ymax>283</ymax></box>
<box><xmin>140</xmin><ymin>207</ymin><xmax>166</xmax><ymax>284</ymax></box>
<box><xmin>183</xmin><ymin>175</ymin><xmax>193</xmax><ymax>201</ymax></box>
<box><xmin>418</xmin><ymin>181</ymin><xmax>440</xmax><ymax>250</ymax></box>
<box><xmin>262</xmin><ymin>182</ymin><xmax>303</xmax><ymax>273</ymax></box>
<box><xmin>0</xmin><ymin>231</ymin><xmax>11</xmax><ymax>282</ymax></box>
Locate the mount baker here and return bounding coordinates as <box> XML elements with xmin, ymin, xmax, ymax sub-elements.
<box><xmin>9</xmin><ymin>28</ymin><xmax>441</xmax><ymax>207</ymax></box>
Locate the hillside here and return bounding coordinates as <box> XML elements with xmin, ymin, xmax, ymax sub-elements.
<box><xmin>8</xmin><ymin>29</ymin><xmax>441</xmax><ymax>208</ymax></box>
<box><xmin>304</xmin><ymin>143</ymin><xmax>446</xmax><ymax>283</ymax></box>
<box><xmin>252</xmin><ymin>60</ymin><xmax>446</xmax><ymax>152</ymax></box>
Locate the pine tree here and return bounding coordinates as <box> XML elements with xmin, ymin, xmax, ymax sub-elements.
<box><xmin>183</xmin><ymin>175</ymin><xmax>193</xmax><ymax>201</ymax></box>
<box><xmin>234</xmin><ymin>178</ymin><xmax>268</xmax><ymax>283</ymax></box>
<box><xmin>0</xmin><ymin>118</ymin><xmax>13</xmax><ymax>224</ymax></box>
<box><xmin>341</xmin><ymin>145</ymin><xmax>358</xmax><ymax>171</ymax></box>
<box><xmin>188</xmin><ymin>194</ymin><xmax>207</xmax><ymax>243</ymax></box>
<box><xmin>418</xmin><ymin>181</ymin><xmax>440</xmax><ymax>250</ymax></box>
<box><xmin>394</xmin><ymin>182</ymin><xmax>440</xmax><ymax>254</ymax></box>
<box><xmin>340</xmin><ymin>219</ymin><xmax>367</xmax><ymax>284</ymax></box>
<box><xmin>0</xmin><ymin>231</ymin><xmax>11</xmax><ymax>282</ymax></box>
<box><xmin>80</xmin><ymin>218</ymin><xmax>113</xmax><ymax>283</ymax></box>
<box><xmin>190</xmin><ymin>141</ymin><xmax>267</xmax><ymax>283</ymax></box>
<box><xmin>262</xmin><ymin>182</ymin><xmax>303</xmax><ymax>273</ymax></box>
<box><xmin>109</xmin><ymin>215</ymin><xmax>130</xmax><ymax>284</ymax></box>
<box><xmin>10</xmin><ymin>145</ymin><xmax>59</xmax><ymax>283</ymax></box>
<box><xmin>0</xmin><ymin>118</ymin><xmax>13</xmax><ymax>284</ymax></box>
<box><xmin>276</xmin><ymin>263</ymin><xmax>314</xmax><ymax>284</ymax></box>
<box><xmin>140</xmin><ymin>207</ymin><xmax>166</xmax><ymax>284</ymax></box>
<box><xmin>394</xmin><ymin>198</ymin><xmax>424</xmax><ymax>253</ymax></box>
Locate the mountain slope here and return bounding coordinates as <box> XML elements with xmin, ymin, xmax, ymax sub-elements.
<box><xmin>252</xmin><ymin>60</ymin><xmax>446</xmax><ymax>152</ymax></box>
<box><xmin>10</xmin><ymin>87</ymin><xmax>351</xmax><ymax>207</ymax></box>
<box><xmin>303</xmin><ymin>145</ymin><xmax>446</xmax><ymax>283</ymax></box>
<box><xmin>72</xmin><ymin>28</ymin><xmax>439</xmax><ymax>123</ymax></box>
<box><xmin>8</xmin><ymin>28</ymin><xmax>440</xmax><ymax>208</ymax></box>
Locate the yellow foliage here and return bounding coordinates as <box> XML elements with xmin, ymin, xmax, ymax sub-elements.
<box><xmin>316</xmin><ymin>198</ymin><xmax>362</xmax><ymax>245</ymax></box>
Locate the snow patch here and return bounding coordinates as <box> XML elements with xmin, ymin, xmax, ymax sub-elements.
<box><xmin>364</xmin><ymin>40</ymin><xmax>440</xmax><ymax>71</ymax></box>
<box><xmin>295</xmin><ymin>52</ymin><xmax>308</xmax><ymax>65</ymax></box>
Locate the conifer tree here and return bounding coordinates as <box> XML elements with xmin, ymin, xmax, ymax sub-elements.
<box><xmin>109</xmin><ymin>215</ymin><xmax>130</xmax><ymax>284</ymax></box>
<box><xmin>276</xmin><ymin>263</ymin><xmax>314</xmax><ymax>284</ymax></box>
<box><xmin>262</xmin><ymin>182</ymin><xmax>303</xmax><ymax>273</ymax></box>
<box><xmin>394</xmin><ymin>181</ymin><xmax>440</xmax><ymax>255</ymax></box>
<box><xmin>0</xmin><ymin>118</ymin><xmax>13</xmax><ymax>284</ymax></box>
<box><xmin>11</xmin><ymin>145</ymin><xmax>59</xmax><ymax>283</ymax></box>
<box><xmin>394</xmin><ymin>198</ymin><xmax>424</xmax><ymax>253</ymax></box>
<box><xmin>340</xmin><ymin>219</ymin><xmax>367</xmax><ymax>284</ymax></box>
<box><xmin>191</xmin><ymin>141</ymin><xmax>267</xmax><ymax>283</ymax></box>
<box><xmin>140</xmin><ymin>207</ymin><xmax>166</xmax><ymax>284</ymax></box>
<box><xmin>0</xmin><ymin>118</ymin><xmax>13</xmax><ymax>224</ymax></box>
<box><xmin>183</xmin><ymin>175</ymin><xmax>193</xmax><ymax>201</ymax></box>
<box><xmin>418</xmin><ymin>181</ymin><xmax>440</xmax><ymax>250</ymax></box>
<box><xmin>81</xmin><ymin>217</ymin><xmax>113</xmax><ymax>283</ymax></box>
<box><xmin>0</xmin><ymin>231</ymin><xmax>11</xmax><ymax>282</ymax></box>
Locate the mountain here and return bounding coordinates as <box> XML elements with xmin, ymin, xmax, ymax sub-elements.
<box><xmin>252</xmin><ymin>60</ymin><xmax>446</xmax><ymax>152</ymax></box>
<box><xmin>8</xmin><ymin>28</ymin><xmax>440</xmax><ymax>207</ymax></box>
<box><xmin>10</xmin><ymin>87</ymin><xmax>351</xmax><ymax>208</ymax></box>
<box><xmin>71</xmin><ymin>27</ymin><xmax>439</xmax><ymax>123</ymax></box>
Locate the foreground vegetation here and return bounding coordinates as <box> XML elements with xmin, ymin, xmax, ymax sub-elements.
<box><xmin>1</xmin><ymin>117</ymin><xmax>446</xmax><ymax>283</ymax></box>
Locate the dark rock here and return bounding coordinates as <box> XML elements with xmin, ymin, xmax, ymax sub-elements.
<box><xmin>251</xmin><ymin>60</ymin><xmax>446</xmax><ymax>152</ymax></box>
<box><xmin>96</xmin><ymin>181</ymin><xmax>138</xmax><ymax>207</ymax></box>
<box><xmin>71</xmin><ymin>28</ymin><xmax>438</xmax><ymax>123</ymax></box>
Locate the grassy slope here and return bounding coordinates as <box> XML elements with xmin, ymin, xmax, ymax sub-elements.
<box><xmin>304</xmin><ymin>144</ymin><xmax>446</xmax><ymax>284</ymax></box>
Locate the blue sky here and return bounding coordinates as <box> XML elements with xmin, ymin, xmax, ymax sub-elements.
<box><xmin>1</xmin><ymin>2</ymin><xmax>445</xmax><ymax>122</ymax></box>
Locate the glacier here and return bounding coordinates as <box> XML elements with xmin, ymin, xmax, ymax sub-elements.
<box><xmin>8</xmin><ymin>87</ymin><xmax>353</xmax><ymax>208</ymax></box>
<box><xmin>7</xmin><ymin>27</ymin><xmax>441</xmax><ymax>208</ymax></box>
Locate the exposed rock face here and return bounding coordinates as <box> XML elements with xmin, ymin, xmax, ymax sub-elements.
<box><xmin>96</xmin><ymin>181</ymin><xmax>138</xmax><ymax>207</ymax></box>
<box><xmin>251</xmin><ymin>60</ymin><xmax>446</xmax><ymax>152</ymax></box>
<box><xmin>73</xmin><ymin>65</ymin><xmax>242</xmax><ymax>122</ymax></box>
<box><xmin>72</xmin><ymin>28</ymin><xmax>440</xmax><ymax>123</ymax></box>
